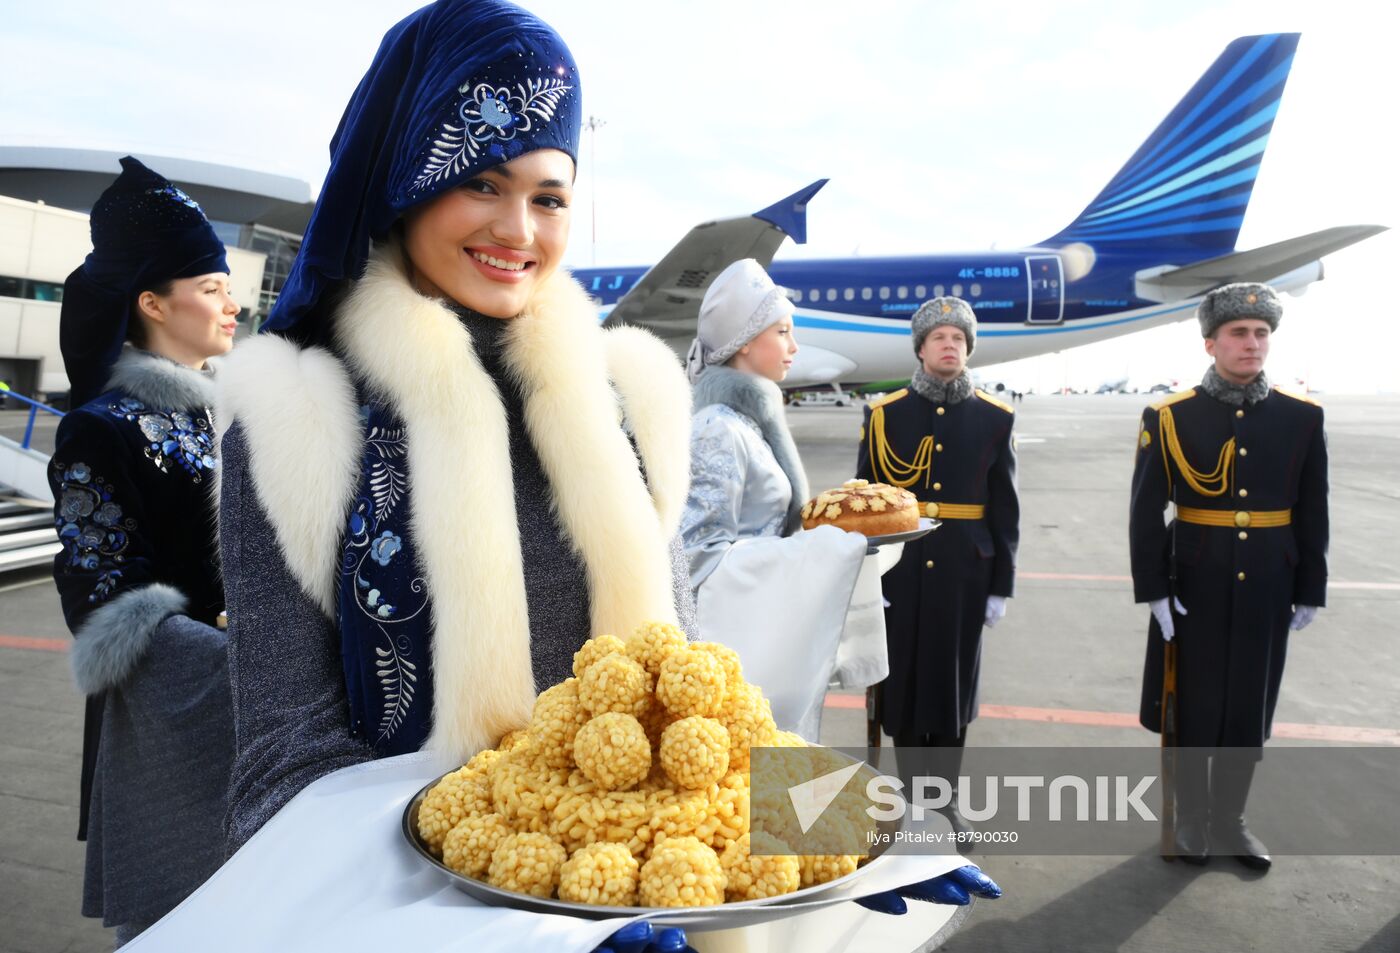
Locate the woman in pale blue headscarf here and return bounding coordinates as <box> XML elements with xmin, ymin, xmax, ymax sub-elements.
<box><xmin>681</xmin><ymin>259</ymin><xmax>870</xmax><ymax>742</ymax></box>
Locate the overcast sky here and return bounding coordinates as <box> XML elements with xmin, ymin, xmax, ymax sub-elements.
<box><xmin>3</xmin><ymin>0</ymin><xmax>1396</xmax><ymax>391</ymax></box>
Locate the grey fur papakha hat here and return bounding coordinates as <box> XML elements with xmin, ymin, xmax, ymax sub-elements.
<box><xmin>1197</xmin><ymin>282</ymin><xmax>1282</xmax><ymax>337</ymax></box>
<box><xmin>912</xmin><ymin>296</ymin><xmax>976</xmax><ymax>355</ymax></box>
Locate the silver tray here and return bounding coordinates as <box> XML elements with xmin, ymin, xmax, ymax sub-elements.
<box><xmin>402</xmin><ymin>771</ymin><xmax>904</xmax><ymax>929</ymax></box>
<box><xmin>864</xmin><ymin>517</ymin><xmax>939</xmax><ymax>551</ymax></box>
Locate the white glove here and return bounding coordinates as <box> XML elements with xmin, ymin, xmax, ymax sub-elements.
<box><xmin>1149</xmin><ymin>596</ymin><xmax>1187</xmax><ymax>642</ymax></box>
<box><xmin>984</xmin><ymin>595</ymin><xmax>1007</xmax><ymax>628</ymax></box>
<box><xmin>1290</xmin><ymin>605</ymin><xmax>1319</xmax><ymax>631</ymax></box>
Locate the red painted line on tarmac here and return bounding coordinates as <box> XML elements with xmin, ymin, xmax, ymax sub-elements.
<box><xmin>1021</xmin><ymin>571</ymin><xmax>1134</xmax><ymax>583</ymax></box>
<box><xmin>0</xmin><ymin>634</ymin><xmax>68</xmax><ymax>652</ymax></box>
<box><xmin>824</xmin><ymin>696</ymin><xmax>1400</xmax><ymax>745</ymax></box>
<box><xmin>1021</xmin><ymin>571</ymin><xmax>1400</xmax><ymax>591</ymax></box>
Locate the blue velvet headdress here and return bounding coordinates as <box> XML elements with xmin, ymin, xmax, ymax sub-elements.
<box><xmin>261</xmin><ymin>0</ymin><xmax>582</xmax><ymax>340</ymax></box>
<box><xmin>60</xmin><ymin>156</ymin><xmax>229</xmax><ymax>406</ymax></box>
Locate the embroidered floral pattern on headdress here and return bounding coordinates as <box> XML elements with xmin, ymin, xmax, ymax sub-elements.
<box><xmin>412</xmin><ymin>75</ymin><xmax>573</xmax><ymax>193</ymax></box>
<box><xmin>145</xmin><ymin>185</ymin><xmax>201</xmax><ymax>211</ymax></box>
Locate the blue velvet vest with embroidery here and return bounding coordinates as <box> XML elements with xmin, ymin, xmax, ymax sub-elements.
<box><xmin>338</xmin><ymin>387</ymin><xmax>434</xmax><ymax>754</ymax></box>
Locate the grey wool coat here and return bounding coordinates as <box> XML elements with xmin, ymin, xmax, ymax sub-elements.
<box><xmin>47</xmin><ymin>348</ymin><xmax>233</xmax><ymax>927</ymax></box>
<box><xmin>215</xmin><ymin>247</ymin><xmax>696</xmax><ymax>848</ymax></box>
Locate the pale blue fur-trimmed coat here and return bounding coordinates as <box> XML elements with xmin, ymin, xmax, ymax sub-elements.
<box><xmin>680</xmin><ymin>365</ymin><xmax>867</xmax><ymax>739</ymax></box>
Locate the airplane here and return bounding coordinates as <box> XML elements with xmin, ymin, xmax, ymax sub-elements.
<box><xmin>581</xmin><ymin>33</ymin><xmax>1385</xmax><ymax>390</ymax></box>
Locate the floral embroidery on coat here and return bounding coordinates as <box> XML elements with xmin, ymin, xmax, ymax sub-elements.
<box><xmin>340</xmin><ymin>405</ymin><xmax>430</xmax><ymax>748</ymax></box>
<box><xmin>52</xmin><ymin>461</ymin><xmax>136</xmax><ymax>603</ymax></box>
<box><xmin>106</xmin><ymin>397</ymin><xmax>217</xmax><ymax>482</ymax></box>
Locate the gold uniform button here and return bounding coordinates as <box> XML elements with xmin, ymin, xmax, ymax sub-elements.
<box><xmin>1234</xmin><ymin>511</ymin><xmax>1251</xmax><ymax>528</ymax></box>
<box><xmin>933</xmin><ymin>482</ymin><xmax>942</xmax><ymax>491</ymax></box>
<box><xmin>1239</xmin><ymin>531</ymin><xmax>1249</xmax><ymax>540</ymax></box>
<box><xmin>1239</xmin><ymin>447</ymin><xmax>1248</xmax><ymax>457</ymax></box>
<box><xmin>937</xmin><ymin>407</ymin><xmax>946</xmax><ymax>416</ymax></box>
<box><xmin>1237</xmin><ymin>572</ymin><xmax>1247</xmax><ymax>581</ymax></box>
<box><xmin>925</xmin><ymin>502</ymin><xmax>940</xmax><ymax>518</ymax></box>
<box><xmin>1238</xmin><ymin>489</ymin><xmax>1249</xmax><ymax>499</ymax></box>
<box><xmin>935</xmin><ymin>443</ymin><xmax>944</xmax><ymax>452</ymax></box>
<box><xmin>926</xmin><ymin>560</ymin><xmax>935</xmax><ymax>569</ymax></box>
<box><xmin>1236</xmin><ymin>409</ymin><xmax>1245</xmax><ymax>418</ymax></box>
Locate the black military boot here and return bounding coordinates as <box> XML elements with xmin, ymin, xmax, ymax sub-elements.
<box><xmin>1212</xmin><ymin>755</ymin><xmax>1271</xmax><ymax>872</ymax></box>
<box><xmin>1171</xmin><ymin>750</ymin><xmax>1210</xmax><ymax>864</ymax></box>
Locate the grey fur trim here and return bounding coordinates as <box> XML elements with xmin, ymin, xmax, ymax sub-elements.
<box><xmin>911</xmin><ymin>296</ymin><xmax>977</xmax><ymax>355</ymax></box>
<box><xmin>70</xmin><ymin>583</ymin><xmax>188</xmax><ymax>695</ymax></box>
<box><xmin>1197</xmin><ymin>282</ymin><xmax>1282</xmax><ymax>337</ymax></box>
<box><xmin>910</xmin><ymin>368</ymin><xmax>974</xmax><ymax>405</ymax></box>
<box><xmin>106</xmin><ymin>347</ymin><xmax>215</xmax><ymax>410</ymax></box>
<box><xmin>1200</xmin><ymin>365</ymin><xmax>1271</xmax><ymax>406</ymax></box>
<box><xmin>692</xmin><ymin>365</ymin><xmax>809</xmax><ymax>534</ymax></box>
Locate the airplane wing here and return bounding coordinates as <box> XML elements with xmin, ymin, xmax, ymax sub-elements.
<box><xmin>601</xmin><ymin>179</ymin><xmax>828</xmax><ymax>354</ymax></box>
<box><xmin>1135</xmin><ymin>225</ymin><xmax>1388</xmax><ymax>300</ymax></box>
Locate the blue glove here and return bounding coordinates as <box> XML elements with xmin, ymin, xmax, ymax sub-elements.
<box><xmin>855</xmin><ymin>865</ymin><xmax>1003</xmax><ymax>915</ymax></box>
<box><xmin>593</xmin><ymin>920</ymin><xmax>694</xmax><ymax>953</ymax></box>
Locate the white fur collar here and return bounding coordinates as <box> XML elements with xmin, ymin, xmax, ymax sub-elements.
<box><xmin>216</xmin><ymin>245</ymin><xmax>691</xmax><ymax>761</ymax></box>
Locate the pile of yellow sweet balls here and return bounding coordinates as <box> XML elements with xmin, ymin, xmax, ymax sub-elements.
<box><xmin>416</xmin><ymin>621</ymin><xmax>870</xmax><ymax>908</ymax></box>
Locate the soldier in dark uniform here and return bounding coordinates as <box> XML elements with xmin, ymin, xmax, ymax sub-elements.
<box><xmin>856</xmin><ymin>297</ymin><xmax>1019</xmax><ymax>838</ymax></box>
<box><xmin>1131</xmin><ymin>282</ymin><xmax>1328</xmax><ymax>872</ymax></box>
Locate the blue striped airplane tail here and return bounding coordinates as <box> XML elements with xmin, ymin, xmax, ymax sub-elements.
<box><xmin>1046</xmin><ymin>33</ymin><xmax>1299</xmax><ymax>254</ymax></box>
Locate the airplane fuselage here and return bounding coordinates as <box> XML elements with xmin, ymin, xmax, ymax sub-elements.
<box><xmin>573</xmin><ymin>247</ymin><xmax>1321</xmax><ymax>387</ymax></box>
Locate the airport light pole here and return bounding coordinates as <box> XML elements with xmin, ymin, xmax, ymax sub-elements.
<box><xmin>585</xmin><ymin>115</ymin><xmax>605</xmax><ymax>267</ymax></box>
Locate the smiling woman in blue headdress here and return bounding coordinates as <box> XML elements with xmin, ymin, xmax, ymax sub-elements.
<box><xmin>215</xmin><ymin>0</ymin><xmax>694</xmax><ymax>849</ymax></box>
<box><xmin>50</xmin><ymin>156</ymin><xmax>239</xmax><ymax>945</ymax></box>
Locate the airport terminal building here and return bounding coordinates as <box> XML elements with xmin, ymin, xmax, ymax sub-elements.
<box><xmin>0</xmin><ymin>146</ymin><xmax>313</xmax><ymax>397</ymax></box>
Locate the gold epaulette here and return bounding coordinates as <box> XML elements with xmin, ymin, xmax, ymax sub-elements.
<box><xmin>1272</xmin><ymin>386</ymin><xmax>1320</xmax><ymax>406</ymax></box>
<box><xmin>974</xmin><ymin>389</ymin><xmax>1014</xmax><ymax>414</ymax></box>
<box><xmin>1150</xmin><ymin>389</ymin><xmax>1196</xmax><ymax>411</ymax></box>
<box><xmin>869</xmin><ymin>388</ymin><xmax>908</xmax><ymax>409</ymax></box>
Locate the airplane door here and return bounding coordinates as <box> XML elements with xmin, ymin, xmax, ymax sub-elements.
<box><xmin>1025</xmin><ymin>255</ymin><xmax>1064</xmax><ymax>323</ymax></box>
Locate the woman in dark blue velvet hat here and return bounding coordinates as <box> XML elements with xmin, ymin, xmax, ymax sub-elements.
<box><xmin>216</xmin><ymin>0</ymin><xmax>696</xmax><ymax>844</ymax></box>
<box><xmin>209</xmin><ymin>2</ymin><xmax>999</xmax><ymax>939</ymax></box>
<box><xmin>50</xmin><ymin>156</ymin><xmax>239</xmax><ymax>945</ymax></box>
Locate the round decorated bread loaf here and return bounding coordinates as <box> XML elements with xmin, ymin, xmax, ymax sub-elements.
<box><xmin>800</xmin><ymin>480</ymin><xmax>919</xmax><ymax>536</ymax></box>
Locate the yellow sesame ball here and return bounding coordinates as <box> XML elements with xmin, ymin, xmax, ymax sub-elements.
<box><xmin>692</xmin><ymin>641</ymin><xmax>744</xmax><ymax>696</ymax></box>
<box><xmin>572</xmin><ymin>633</ymin><xmax>627</xmax><ymax>679</ymax></box>
<box><xmin>496</xmin><ymin>728</ymin><xmax>529</xmax><ymax>752</ymax></box>
<box><xmin>528</xmin><ymin>678</ymin><xmax>588</xmax><ymax>770</ymax></box>
<box><xmin>418</xmin><ymin>763</ymin><xmax>493</xmax><ymax>855</ymax></box>
<box><xmin>719</xmin><ymin>833</ymin><xmax>801</xmax><ymax>901</ymax></box>
<box><xmin>656</xmin><ymin>647</ymin><xmax>727</xmax><ymax>719</ymax></box>
<box><xmin>441</xmin><ymin>812</ymin><xmax>511</xmax><ymax>878</ymax></box>
<box><xmin>551</xmin><ymin>771</ymin><xmax>653</xmax><ymax>857</ymax></box>
<box><xmin>710</xmin><ymin>771</ymin><xmax>750</xmax><ymax>849</ymax></box>
<box><xmin>558</xmin><ymin>843</ymin><xmax>641</xmax><ymax>906</ymax></box>
<box><xmin>660</xmin><ymin>716</ymin><xmax>730</xmax><ymax>790</ymax></box>
<box><xmin>772</xmin><ymin>730</ymin><xmax>808</xmax><ymax>748</ymax></box>
<box><xmin>574</xmin><ymin>712</ymin><xmax>651</xmax><ymax>791</ymax></box>
<box><xmin>716</xmin><ymin>681</ymin><xmax>778</xmax><ymax>770</ymax></box>
<box><xmin>578</xmin><ymin>651</ymin><xmax>652</xmax><ymax>719</ymax></box>
<box><xmin>648</xmin><ymin>786</ymin><xmax>722</xmax><ymax>855</ymax></box>
<box><xmin>624</xmin><ymin>621</ymin><xmax>688</xmax><ymax>679</ymax></box>
<box><xmin>799</xmin><ymin>853</ymin><xmax>860</xmax><ymax>887</ymax></box>
<box><xmin>488</xmin><ymin>832</ymin><xmax>567</xmax><ymax>898</ymax></box>
<box><xmin>491</xmin><ymin>747</ymin><xmax>570</xmax><ymax>834</ymax></box>
<box><xmin>639</xmin><ymin>836</ymin><xmax>726</xmax><ymax>907</ymax></box>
